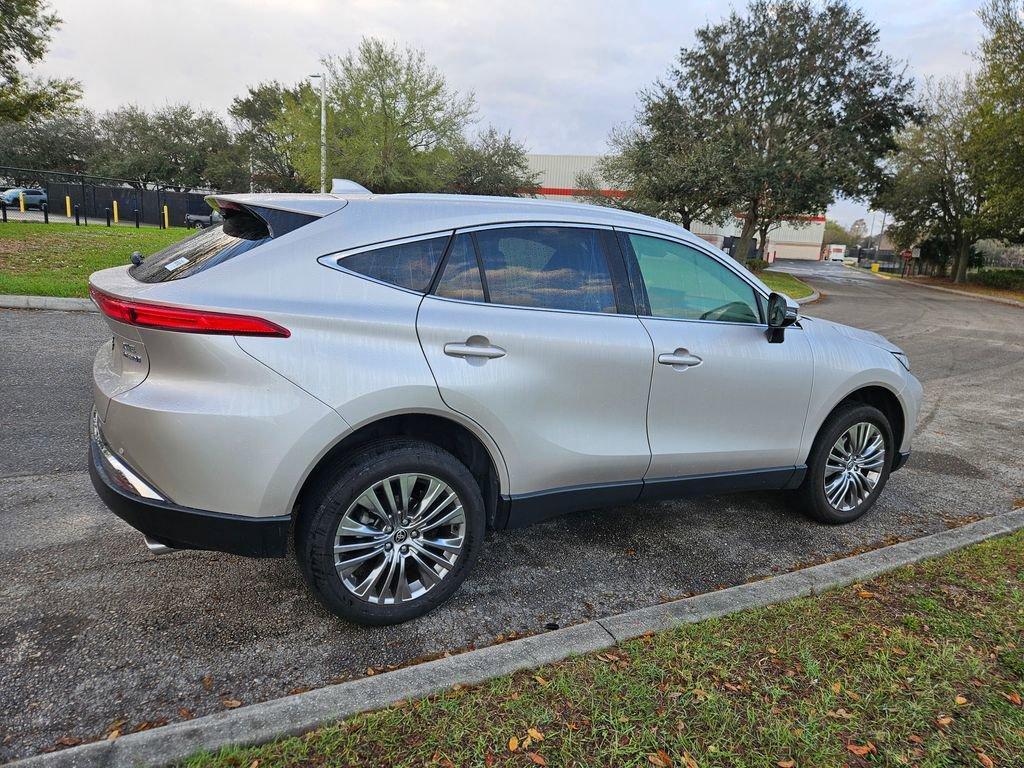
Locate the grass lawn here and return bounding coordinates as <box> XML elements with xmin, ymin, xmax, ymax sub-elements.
<box><xmin>185</xmin><ymin>530</ymin><xmax>1024</xmax><ymax>768</ymax></box>
<box><xmin>0</xmin><ymin>221</ymin><xmax>191</xmax><ymax>297</ymax></box>
<box><xmin>761</xmin><ymin>270</ymin><xmax>815</xmax><ymax>299</ymax></box>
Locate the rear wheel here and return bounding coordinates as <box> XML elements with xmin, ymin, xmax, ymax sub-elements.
<box><xmin>797</xmin><ymin>404</ymin><xmax>893</xmax><ymax>524</ymax></box>
<box><xmin>297</xmin><ymin>439</ymin><xmax>485</xmax><ymax>625</ymax></box>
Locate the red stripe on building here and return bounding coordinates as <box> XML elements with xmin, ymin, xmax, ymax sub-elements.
<box><xmin>534</xmin><ymin>186</ymin><xmax>628</xmax><ymax>199</ymax></box>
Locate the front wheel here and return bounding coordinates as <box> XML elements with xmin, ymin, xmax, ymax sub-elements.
<box><xmin>297</xmin><ymin>439</ymin><xmax>485</xmax><ymax>625</ymax></box>
<box><xmin>796</xmin><ymin>404</ymin><xmax>893</xmax><ymax>524</ymax></box>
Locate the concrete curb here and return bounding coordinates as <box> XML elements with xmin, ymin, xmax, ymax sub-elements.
<box><xmin>0</xmin><ymin>295</ymin><xmax>96</xmax><ymax>312</ymax></box>
<box><xmin>849</xmin><ymin>267</ymin><xmax>1024</xmax><ymax>309</ymax></box>
<box><xmin>12</xmin><ymin>509</ymin><xmax>1024</xmax><ymax>768</ymax></box>
<box><xmin>898</xmin><ymin>279</ymin><xmax>1024</xmax><ymax>309</ymax></box>
<box><xmin>795</xmin><ymin>287</ymin><xmax>820</xmax><ymax>305</ymax></box>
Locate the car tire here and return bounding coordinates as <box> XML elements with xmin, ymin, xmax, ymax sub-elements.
<box><xmin>296</xmin><ymin>438</ymin><xmax>485</xmax><ymax>625</ymax></box>
<box><xmin>796</xmin><ymin>403</ymin><xmax>894</xmax><ymax>524</ymax></box>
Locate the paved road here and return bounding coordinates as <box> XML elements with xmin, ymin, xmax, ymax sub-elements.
<box><xmin>2</xmin><ymin>261</ymin><xmax>1023</xmax><ymax>761</ymax></box>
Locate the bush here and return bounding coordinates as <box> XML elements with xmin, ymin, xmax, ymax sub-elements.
<box><xmin>745</xmin><ymin>258</ymin><xmax>769</xmax><ymax>273</ymax></box>
<box><xmin>971</xmin><ymin>268</ymin><xmax>1024</xmax><ymax>290</ymax></box>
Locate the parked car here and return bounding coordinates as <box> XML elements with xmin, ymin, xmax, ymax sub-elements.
<box><xmin>1</xmin><ymin>187</ymin><xmax>47</xmax><ymax>209</ymax></box>
<box><xmin>185</xmin><ymin>209</ymin><xmax>223</xmax><ymax>228</ymax></box>
<box><xmin>88</xmin><ymin>188</ymin><xmax>922</xmax><ymax>624</ymax></box>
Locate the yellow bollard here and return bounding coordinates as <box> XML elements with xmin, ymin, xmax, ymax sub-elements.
<box><xmin>162</xmin><ymin>205</ymin><xmax>169</xmax><ymax>229</ymax></box>
<box><xmin>65</xmin><ymin>196</ymin><xmax>72</xmax><ymax>218</ymax></box>
<box><xmin>113</xmin><ymin>200</ymin><xmax>119</xmax><ymax>224</ymax></box>
<box><xmin>871</xmin><ymin>263</ymin><xmax>880</xmax><ymax>273</ymax></box>
<box><xmin>19</xmin><ymin>192</ymin><xmax>25</xmax><ymax>213</ymax></box>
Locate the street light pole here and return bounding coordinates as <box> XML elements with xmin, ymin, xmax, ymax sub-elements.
<box><xmin>310</xmin><ymin>72</ymin><xmax>327</xmax><ymax>193</ymax></box>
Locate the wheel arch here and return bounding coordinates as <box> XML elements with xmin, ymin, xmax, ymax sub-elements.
<box><xmin>811</xmin><ymin>384</ymin><xmax>906</xmax><ymax>458</ymax></box>
<box><xmin>292</xmin><ymin>411</ymin><xmax>507</xmax><ymax>530</ymax></box>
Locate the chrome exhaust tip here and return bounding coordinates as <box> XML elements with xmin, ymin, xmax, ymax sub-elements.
<box><xmin>144</xmin><ymin>536</ymin><xmax>176</xmax><ymax>556</ymax></box>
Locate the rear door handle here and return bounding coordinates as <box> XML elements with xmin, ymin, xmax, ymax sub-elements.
<box><xmin>658</xmin><ymin>349</ymin><xmax>702</xmax><ymax>368</ymax></box>
<box><xmin>444</xmin><ymin>341</ymin><xmax>506</xmax><ymax>359</ymax></box>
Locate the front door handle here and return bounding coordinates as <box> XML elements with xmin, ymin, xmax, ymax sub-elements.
<box><xmin>444</xmin><ymin>339</ymin><xmax>506</xmax><ymax>359</ymax></box>
<box><xmin>658</xmin><ymin>349</ymin><xmax>702</xmax><ymax>368</ymax></box>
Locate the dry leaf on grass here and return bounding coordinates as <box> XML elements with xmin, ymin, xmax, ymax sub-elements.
<box><xmin>528</xmin><ymin>728</ymin><xmax>544</xmax><ymax>741</ymax></box>
<box><xmin>647</xmin><ymin>750</ymin><xmax>672</xmax><ymax>767</ymax></box>
<box><xmin>508</xmin><ymin>736</ymin><xmax>519</xmax><ymax>752</ymax></box>
<box><xmin>221</xmin><ymin>699</ymin><xmax>242</xmax><ymax>709</ymax></box>
<box><xmin>847</xmin><ymin>741</ymin><xmax>876</xmax><ymax>757</ymax></box>
<box><xmin>777</xmin><ymin>759</ymin><xmax>796</xmax><ymax>768</ymax></box>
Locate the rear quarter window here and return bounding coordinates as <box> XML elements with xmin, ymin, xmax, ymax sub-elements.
<box><xmin>338</xmin><ymin>236</ymin><xmax>450</xmax><ymax>293</ymax></box>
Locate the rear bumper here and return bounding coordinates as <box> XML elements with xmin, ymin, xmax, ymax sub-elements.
<box><xmin>89</xmin><ymin>416</ymin><xmax>289</xmax><ymax>558</ymax></box>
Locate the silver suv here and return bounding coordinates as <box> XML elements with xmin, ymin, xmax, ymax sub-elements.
<box><xmin>89</xmin><ymin>187</ymin><xmax>922</xmax><ymax>624</ymax></box>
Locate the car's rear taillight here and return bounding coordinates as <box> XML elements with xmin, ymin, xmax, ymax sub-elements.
<box><xmin>89</xmin><ymin>286</ymin><xmax>290</xmax><ymax>337</ymax></box>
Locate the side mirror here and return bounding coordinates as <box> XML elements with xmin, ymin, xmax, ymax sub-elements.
<box><xmin>766</xmin><ymin>292</ymin><xmax>800</xmax><ymax>343</ymax></box>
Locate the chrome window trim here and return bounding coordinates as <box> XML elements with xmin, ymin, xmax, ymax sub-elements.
<box><xmin>422</xmin><ymin>292</ymin><xmax>645</xmax><ymax>320</ymax></box>
<box><xmin>455</xmin><ymin>220</ymin><xmax>615</xmax><ymax>234</ymax></box>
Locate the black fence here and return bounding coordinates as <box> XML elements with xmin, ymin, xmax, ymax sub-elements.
<box><xmin>0</xmin><ymin>166</ymin><xmax>215</xmax><ymax>228</ymax></box>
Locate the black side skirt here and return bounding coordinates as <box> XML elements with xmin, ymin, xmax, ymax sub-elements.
<box><xmin>499</xmin><ymin>465</ymin><xmax>806</xmax><ymax>529</ymax></box>
<box><xmin>89</xmin><ymin>442</ymin><xmax>290</xmax><ymax>558</ymax></box>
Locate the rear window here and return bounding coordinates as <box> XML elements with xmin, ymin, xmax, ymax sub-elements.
<box><xmin>129</xmin><ymin>206</ymin><xmax>315</xmax><ymax>283</ymax></box>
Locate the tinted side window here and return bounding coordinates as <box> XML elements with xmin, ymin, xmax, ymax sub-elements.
<box><xmin>435</xmin><ymin>234</ymin><xmax>484</xmax><ymax>302</ymax></box>
<box><xmin>474</xmin><ymin>226</ymin><xmax>617</xmax><ymax>313</ymax></box>
<box><xmin>340</xmin><ymin>235</ymin><xmax>449</xmax><ymax>293</ymax></box>
<box><xmin>628</xmin><ymin>234</ymin><xmax>760</xmax><ymax>323</ymax></box>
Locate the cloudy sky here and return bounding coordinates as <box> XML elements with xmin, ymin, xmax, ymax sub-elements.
<box><xmin>37</xmin><ymin>0</ymin><xmax>985</xmax><ymax>226</ymax></box>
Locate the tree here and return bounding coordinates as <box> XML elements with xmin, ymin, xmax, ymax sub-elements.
<box><xmin>440</xmin><ymin>127</ymin><xmax>539</xmax><ymax>196</ymax></box>
<box><xmin>823</xmin><ymin>220</ymin><xmax>859</xmax><ymax>248</ymax></box>
<box><xmin>0</xmin><ymin>0</ymin><xmax>80</xmax><ymax>122</ymax></box>
<box><xmin>875</xmin><ymin>79</ymin><xmax>986</xmax><ymax>283</ymax></box>
<box><xmin>279</xmin><ymin>38</ymin><xmax>476</xmax><ymax>193</ymax></box>
<box><xmin>229</xmin><ymin>82</ymin><xmax>310</xmax><ymax>192</ymax></box>
<box><xmin>90</xmin><ymin>104</ymin><xmax>239</xmax><ymax>190</ymax></box>
<box><xmin>968</xmin><ymin>0</ymin><xmax>1024</xmax><ymax>242</ymax></box>
<box><xmin>666</xmin><ymin>0</ymin><xmax>916</xmax><ymax>261</ymax></box>
<box><xmin>0</xmin><ymin>111</ymin><xmax>99</xmax><ymax>173</ymax></box>
<box><xmin>576</xmin><ymin>90</ymin><xmax>738</xmax><ymax>229</ymax></box>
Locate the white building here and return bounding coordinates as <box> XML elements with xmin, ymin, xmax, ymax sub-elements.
<box><xmin>525</xmin><ymin>153</ymin><xmax>826</xmax><ymax>261</ymax></box>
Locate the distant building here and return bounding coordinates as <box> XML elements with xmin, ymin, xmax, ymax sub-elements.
<box><xmin>525</xmin><ymin>153</ymin><xmax>826</xmax><ymax>261</ymax></box>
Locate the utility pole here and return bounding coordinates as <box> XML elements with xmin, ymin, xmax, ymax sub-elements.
<box><xmin>310</xmin><ymin>72</ymin><xmax>327</xmax><ymax>193</ymax></box>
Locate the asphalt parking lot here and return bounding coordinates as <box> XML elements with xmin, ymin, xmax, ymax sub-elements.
<box><xmin>2</xmin><ymin>261</ymin><xmax>1022</xmax><ymax>761</ymax></box>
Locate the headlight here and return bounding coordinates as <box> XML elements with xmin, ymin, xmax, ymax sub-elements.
<box><xmin>891</xmin><ymin>351</ymin><xmax>911</xmax><ymax>371</ymax></box>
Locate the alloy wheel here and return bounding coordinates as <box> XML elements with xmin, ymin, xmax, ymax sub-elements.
<box><xmin>334</xmin><ymin>473</ymin><xmax>466</xmax><ymax>604</ymax></box>
<box><xmin>823</xmin><ymin>422</ymin><xmax>886</xmax><ymax>512</ymax></box>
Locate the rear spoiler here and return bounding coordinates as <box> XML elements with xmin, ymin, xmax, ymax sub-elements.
<box><xmin>205</xmin><ymin>193</ymin><xmax>348</xmax><ymax>218</ymax></box>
